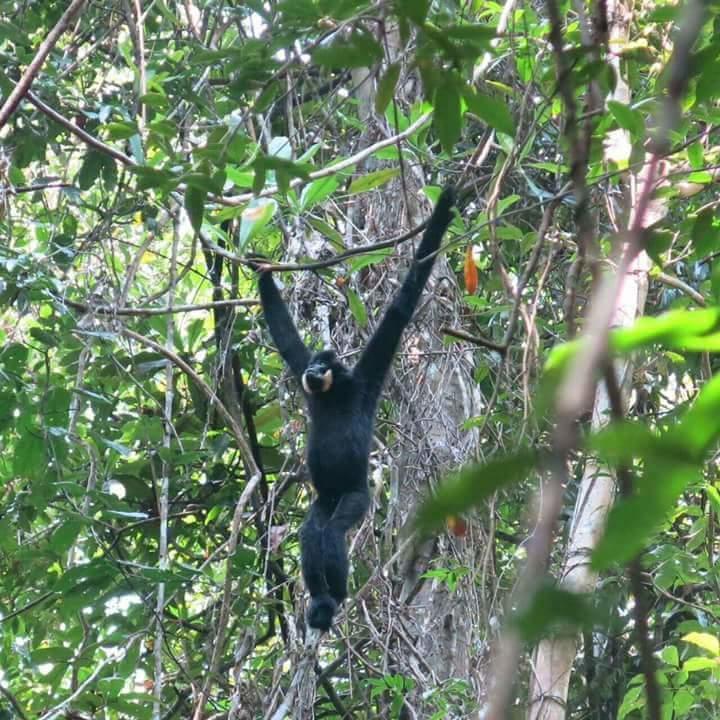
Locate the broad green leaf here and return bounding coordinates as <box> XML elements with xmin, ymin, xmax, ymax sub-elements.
<box><xmin>348</xmin><ymin>248</ymin><xmax>392</xmax><ymax>272</ymax></box>
<box><xmin>618</xmin><ymin>685</ymin><xmax>645</xmax><ymax>719</ymax></box>
<box><xmin>444</xmin><ymin>23</ymin><xmax>495</xmax><ymax>45</ymax></box>
<box><xmin>414</xmin><ymin>450</ymin><xmax>535</xmax><ymax>533</ymax></box>
<box><xmin>14</xmin><ymin>430</ymin><xmax>46</xmax><ymax>480</ymax></box>
<box><xmin>239</xmin><ymin>199</ymin><xmax>277</xmax><ymax>248</ymax></box>
<box><xmin>396</xmin><ymin>0</ymin><xmax>429</xmax><ymax>24</ymax></box>
<box><xmin>31</xmin><ymin>646</ymin><xmax>74</xmax><ymax>664</ymax></box>
<box><xmin>463</xmin><ymin>87</ymin><xmax>515</xmax><ymax>136</ymax></box>
<box><xmin>589</xmin><ymin>421</ymin><xmax>661</xmax><ymax>466</ymax></box>
<box><xmin>53</xmin><ymin>560</ymin><xmax>117</xmax><ymax>593</ymax></box>
<box><xmin>375</xmin><ymin>62</ymin><xmax>401</xmax><ymax>115</ymax></box>
<box><xmin>611</xmin><ymin>309</ymin><xmax>720</xmax><ymax>353</ymax></box>
<box><xmin>673</xmin><ymin>690</ymin><xmax>694</xmax><ymax>715</ymax></box>
<box><xmin>346</xmin><ymin>289</ymin><xmax>367</xmax><ymax>328</ymax></box>
<box><xmin>300</xmin><ymin>176</ymin><xmax>339</xmax><ymax>210</ymax></box>
<box><xmin>592</xmin><ymin>460</ymin><xmax>698</xmax><ymax>569</ymax></box>
<box><xmin>671</xmin><ymin>371</ymin><xmax>720</xmax><ymax>458</ymax></box>
<box><xmin>607</xmin><ymin>100</ymin><xmax>645</xmax><ymax>138</ymax></box>
<box><xmin>185</xmin><ymin>186</ymin><xmax>206</xmax><ymax>233</ymax></box>
<box><xmin>50</xmin><ymin>520</ymin><xmax>85</xmax><ymax>554</ymax></box>
<box><xmin>78</xmin><ymin>150</ymin><xmax>105</xmax><ymax>190</ymax></box>
<box><xmin>660</xmin><ymin>645</ymin><xmax>679</xmax><ymax>667</ymax></box>
<box><xmin>515</xmin><ymin>586</ymin><xmax>595</xmax><ymax>642</ymax></box>
<box><xmin>105</xmin><ymin>121</ymin><xmax>139</xmax><ymax>140</ymax></box>
<box><xmin>348</xmin><ymin>168</ymin><xmax>399</xmax><ymax>195</ymax></box>
<box><xmin>687</xmin><ymin>141</ymin><xmax>704</xmax><ymax>169</ymax></box>
<box><xmin>706</xmin><ymin>484</ymin><xmax>720</xmax><ymax>515</ymax></box>
<box><xmin>433</xmin><ymin>82</ymin><xmax>462</xmax><ymax>152</ymax></box>
<box><xmin>683</xmin><ymin>657</ymin><xmax>718</xmax><ymax>672</ymax></box>
<box><xmin>312</xmin><ymin>30</ymin><xmax>383</xmax><ymax>68</ymax></box>
<box><xmin>308</xmin><ymin>218</ymin><xmax>345</xmax><ymax>252</ymax></box>
<box><xmin>691</xmin><ymin>208</ymin><xmax>720</xmax><ymax>256</ymax></box>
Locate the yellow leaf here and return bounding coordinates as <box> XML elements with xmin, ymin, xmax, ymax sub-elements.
<box><xmin>683</xmin><ymin>632</ymin><xmax>720</xmax><ymax>656</ymax></box>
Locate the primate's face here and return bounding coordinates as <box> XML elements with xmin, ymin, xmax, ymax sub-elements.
<box><xmin>302</xmin><ymin>350</ymin><xmax>344</xmax><ymax>394</ymax></box>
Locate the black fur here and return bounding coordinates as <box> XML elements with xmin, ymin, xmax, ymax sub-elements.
<box><xmin>255</xmin><ymin>188</ymin><xmax>455</xmax><ymax>631</ymax></box>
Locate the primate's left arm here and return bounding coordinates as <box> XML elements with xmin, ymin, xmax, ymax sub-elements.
<box><xmin>354</xmin><ymin>187</ymin><xmax>456</xmax><ymax>395</ymax></box>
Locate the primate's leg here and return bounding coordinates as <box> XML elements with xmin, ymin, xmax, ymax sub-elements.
<box><xmin>300</xmin><ymin>500</ymin><xmax>337</xmax><ymax>631</ymax></box>
<box><xmin>324</xmin><ymin>490</ymin><xmax>370</xmax><ymax>605</ymax></box>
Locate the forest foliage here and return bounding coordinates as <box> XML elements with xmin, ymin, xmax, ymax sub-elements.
<box><xmin>2</xmin><ymin>0</ymin><xmax>720</xmax><ymax>718</ymax></box>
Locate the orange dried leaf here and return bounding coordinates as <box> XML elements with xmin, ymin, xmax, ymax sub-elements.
<box><xmin>446</xmin><ymin>515</ymin><xmax>468</xmax><ymax>537</ymax></box>
<box><xmin>464</xmin><ymin>245</ymin><xmax>478</xmax><ymax>294</ymax></box>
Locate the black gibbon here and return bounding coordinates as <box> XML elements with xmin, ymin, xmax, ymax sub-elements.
<box><xmin>253</xmin><ymin>187</ymin><xmax>455</xmax><ymax>631</ymax></box>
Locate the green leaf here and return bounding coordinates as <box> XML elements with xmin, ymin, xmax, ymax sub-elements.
<box><xmin>308</xmin><ymin>218</ymin><xmax>345</xmax><ymax>252</ymax></box>
<box><xmin>611</xmin><ymin>308</ymin><xmax>720</xmax><ymax>354</ymax></box>
<box><xmin>348</xmin><ymin>168</ymin><xmax>399</xmax><ymax>195</ymax></box>
<box><xmin>348</xmin><ymin>248</ymin><xmax>392</xmax><ymax>272</ymax></box>
<box><xmin>414</xmin><ymin>450</ymin><xmax>535</xmax><ymax>534</ymax></box>
<box><xmin>515</xmin><ymin>585</ymin><xmax>595</xmax><ymax>642</ymax></box>
<box><xmin>14</xmin><ymin>430</ymin><xmax>46</xmax><ymax>480</ymax></box>
<box><xmin>239</xmin><ymin>199</ymin><xmax>277</xmax><ymax>248</ymax></box>
<box><xmin>444</xmin><ymin>23</ymin><xmax>495</xmax><ymax>45</ymax></box>
<box><xmin>607</xmin><ymin>101</ymin><xmax>644</xmax><ymax>138</ymax></box>
<box><xmin>31</xmin><ymin>646</ymin><xmax>74</xmax><ymax>664</ymax></box>
<box><xmin>687</xmin><ymin>141</ymin><xmax>704</xmax><ymax>170</ymax></box>
<box><xmin>185</xmin><ymin>186</ymin><xmax>206</xmax><ymax>233</ymax></box>
<box><xmin>346</xmin><ymin>289</ymin><xmax>367</xmax><ymax>328</ymax></box>
<box><xmin>706</xmin><ymin>484</ymin><xmax>720</xmax><ymax>516</ymax></box>
<box><xmin>396</xmin><ymin>0</ymin><xmax>429</xmax><ymax>24</ymax></box>
<box><xmin>78</xmin><ymin>151</ymin><xmax>105</xmax><ymax>190</ymax></box>
<box><xmin>433</xmin><ymin>82</ymin><xmax>462</xmax><ymax>152</ymax></box>
<box><xmin>300</xmin><ymin>176</ymin><xmax>339</xmax><ymax>210</ymax></box>
<box><xmin>673</xmin><ymin>690</ymin><xmax>694</xmax><ymax>715</ymax></box>
<box><xmin>660</xmin><ymin>645</ymin><xmax>679</xmax><ymax>668</ymax></box>
<box><xmin>671</xmin><ymin>371</ymin><xmax>720</xmax><ymax>459</ymax></box>
<box><xmin>683</xmin><ymin>656</ymin><xmax>718</xmax><ymax>672</ymax></box>
<box><xmin>691</xmin><ymin>208</ymin><xmax>720</xmax><ymax>256</ymax></box>
<box><xmin>312</xmin><ymin>30</ymin><xmax>383</xmax><ymax>69</ymax></box>
<box><xmin>375</xmin><ymin>62</ymin><xmax>401</xmax><ymax>115</ymax></box>
<box><xmin>619</xmin><ymin>685</ymin><xmax>645</xmax><ymax>719</ymax></box>
<box><xmin>463</xmin><ymin>86</ymin><xmax>515</xmax><ymax>137</ymax></box>
<box><xmin>105</xmin><ymin>121</ymin><xmax>139</xmax><ymax>140</ymax></box>
<box><xmin>50</xmin><ymin>520</ymin><xmax>85</xmax><ymax>554</ymax></box>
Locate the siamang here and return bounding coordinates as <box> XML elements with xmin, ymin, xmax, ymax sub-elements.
<box><xmin>252</xmin><ymin>187</ymin><xmax>455</xmax><ymax>631</ymax></box>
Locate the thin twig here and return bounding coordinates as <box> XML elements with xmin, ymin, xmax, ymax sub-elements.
<box><xmin>57</xmin><ymin>295</ymin><xmax>258</xmax><ymax>317</ymax></box>
<box><xmin>440</xmin><ymin>325</ymin><xmax>506</xmax><ymax>354</ymax></box>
